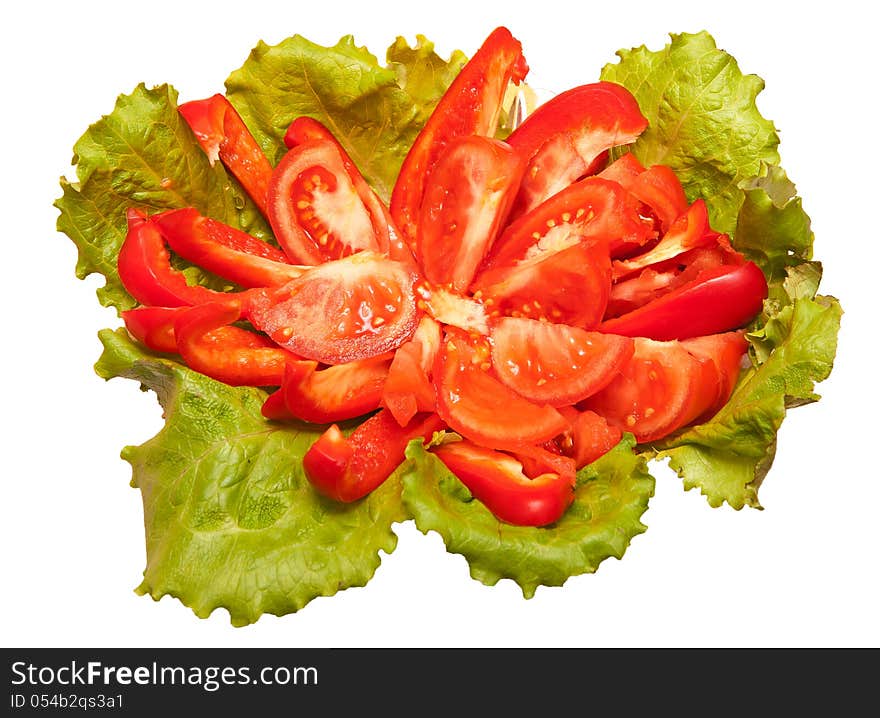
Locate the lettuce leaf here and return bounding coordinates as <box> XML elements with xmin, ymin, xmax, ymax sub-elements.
<box><xmin>402</xmin><ymin>436</ymin><xmax>654</xmax><ymax>597</ymax></box>
<box><xmin>225</xmin><ymin>35</ymin><xmax>465</xmax><ymax>203</ymax></box>
<box><xmin>95</xmin><ymin>329</ymin><xmax>406</xmax><ymax>626</ymax></box>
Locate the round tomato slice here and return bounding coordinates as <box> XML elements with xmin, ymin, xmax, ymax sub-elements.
<box><xmin>418</xmin><ymin>136</ymin><xmax>524</xmax><ymax>293</ymax></box>
<box><xmin>246</xmin><ymin>251</ymin><xmax>418</xmax><ymax>365</ymax></box>
<box><xmin>268</xmin><ymin>140</ymin><xmax>382</xmax><ymax>264</ymax></box>
<box><xmin>435</xmin><ymin>330</ymin><xmax>568</xmax><ymax>449</ymax></box>
<box><xmin>490</xmin><ymin>317</ymin><xmax>634</xmax><ymax>406</ymax></box>
<box><xmin>581</xmin><ymin>337</ymin><xmax>718</xmax><ymax>443</ymax></box>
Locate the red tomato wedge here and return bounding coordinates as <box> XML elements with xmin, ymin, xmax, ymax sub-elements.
<box><xmin>381</xmin><ymin>316</ymin><xmax>442</xmax><ymax>427</ymax></box>
<box><xmin>556</xmin><ymin>407</ymin><xmax>623</xmax><ymax>470</ymax></box>
<box><xmin>283</xmin><ymin>117</ymin><xmax>413</xmax><ymax>267</ymax></box>
<box><xmin>152</xmin><ymin>208</ymin><xmax>306</xmax><ymax>289</ymax></box>
<box><xmin>490</xmin><ymin>317</ymin><xmax>634</xmax><ymax>406</ymax></box>
<box><xmin>597</xmin><ymin>152</ymin><xmax>645</xmax><ymax>185</ymax></box>
<box><xmin>304</xmin><ymin>411</ymin><xmax>445</xmax><ymax>502</ymax></box>
<box><xmin>506</xmin><ymin>82</ymin><xmax>648</xmax><ymax>216</ymax></box>
<box><xmin>600</xmin><ymin>261</ymin><xmax>768</xmax><ymax>341</ymax></box>
<box><xmin>178</xmin><ymin>94</ymin><xmax>274</xmax><ymax>213</ymax></box>
<box><xmin>472</xmin><ymin>238</ymin><xmax>611</xmax><ymax>329</ymax></box>
<box><xmin>625</xmin><ymin>165</ymin><xmax>689</xmax><ymax>233</ymax></box>
<box><xmin>246</xmin><ymin>251</ymin><xmax>418</xmax><ymax>365</ymax></box>
<box><xmin>432</xmin><ymin>440</ymin><xmax>575</xmax><ymax>527</ymax></box>
<box><xmin>581</xmin><ymin>337</ymin><xmax>720</xmax><ymax>442</ymax></box>
<box><xmin>268</xmin><ymin>140</ymin><xmax>387</xmax><ymax>264</ymax></box>
<box><xmin>418</xmin><ymin>136</ymin><xmax>524</xmax><ymax>292</ymax></box>
<box><xmin>261</xmin><ymin>353</ymin><xmax>392</xmax><ymax>423</ymax></box>
<box><xmin>173</xmin><ymin>299</ymin><xmax>292</xmax><ymax>387</ymax></box>
<box><xmin>390</xmin><ymin>26</ymin><xmax>528</xmax><ymax>248</ymax></box>
<box><xmin>680</xmin><ymin>332</ymin><xmax>748</xmax><ymax>420</ymax></box>
<box><xmin>435</xmin><ymin>330</ymin><xmax>568</xmax><ymax>449</ymax></box>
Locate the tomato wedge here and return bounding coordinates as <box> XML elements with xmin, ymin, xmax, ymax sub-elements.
<box><xmin>555</xmin><ymin>407</ymin><xmax>623</xmax><ymax>470</ymax></box>
<box><xmin>417</xmin><ymin>136</ymin><xmax>524</xmax><ymax>292</ymax></box>
<box><xmin>246</xmin><ymin>251</ymin><xmax>418</xmax><ymax>365</ymax></box>
<box><xmin>600</xmin><ymin>261</ymin><xmax>768</xmax><ymax>341</ymax></box>
<box><xmin>152</xmin><ymin>208</ymin><xmax>306</xmax><ymax>288</ymax></box>
<box><xmin>268</xmin><ymin>140</ymin><xmax>387</xmax><ymax>264</ymax></box>
<box><xmin>304</xmin><ymin>411</ymin><xmax>445</xmax><ymax>502</ymax></box>
<box><xmin>581</xmin><ymin>337</ymin><xmax>719</xmax><ymax>442</ymax></box>
<box><xmin>178</xmin><ymin>94</ymin><xmax>274</xmax><ymax>213</ymax></box>
<box><xmin>381</xmin><ymin>316</ymin><xmax>441</xmax><ymax>427</ymax></box>
<box><xmin>435</xmin><ymin>330</ymin><xmax>568</xmax><ymax>449</ymax></box>
<box><xmin>490</xmin><ymin>317</ymin><xmax>634</xmax><ymax>406</ymax></box>
<box><xmin>680</xmin><ymin>332</ymin><xmax>749</xmax><ymax>420</ymax></box>
<box><xmin>506</xmin><ymin>82</ymin><xmax>648</xmax><ymax>216</ymax></box>
<box><xmin>432</xmin><ymin>440</ymin><xmax>575</xmax><ymax>527</ymax></box>
<box><xmin>390</xmin><ymin>26</ymin><xmax>528</xmax><ymax>248</ymax></box>
<box><xmin>262</xmin><ymin>353</ymin><xmax>392</xmax><ymax>423</ymax></box>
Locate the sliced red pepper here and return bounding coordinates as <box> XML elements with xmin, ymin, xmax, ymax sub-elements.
<box><xmin>599</xmin><ymin>261</ymin><xmax>768</xmax><ymax>341</ymax></box>
<box><xmin>303</xmin><ymin>411</ymin><xmax>445</xmax><ymax>502</ymax></box>
<box><xmin>152</xmin><ymin>208</ymin><xmax>306</xmax><ymax>288</ymax></box>
<box><xmin>121</xmin><ymin>306</ymin><xmax>187</xmax><ymax>354</ymax></box>
<box><xmin>283</xmin><ymin>117</ymin><xmax>415</xmax><ymax>267</ymax></box>
<box><xmin>262</xmin><ymin>353</ymin><xmax>393</xmax><ymax>423</ymax></box>
<box><xmin>506</xmin><ymin>82</ymin><xmax>648</xmax><ymax>217</ymax></box>
<box><xmin>390</xmin><ymin>26</ymin><xmax>528</xmax><ymax>249</ymax></box>
<box><xmin>173</xmin><ymin>298</ymin><xmax>293</xmax><ymax>386</ymax></box>
<box><xmin>431</xmin><ymin>440</ymin><xmax>575</xmax><ymax>527</ymax></box>
<box><xmin>178</xmin><ymin>94</ymin><xmax>274</xmax><ymax>213</ymax></box>
<box><xmin>117</xmin><ymin>208</ymin><xmax>228</xmax><ymax>307</ymax></box>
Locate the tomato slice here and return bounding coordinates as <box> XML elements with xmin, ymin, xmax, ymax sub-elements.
<box><xmin>246</xmin><ymin>251</ymin><xmax>418</xmax><ymax>365</ymax></box>
<box><xmin>472</xmin><ymin>238</ymin><xmax>611</xmax><ymax>329</ymax></box>
<box><xmin>581</xmin><ymin>337</ymin><xmax>719</xmax><ymax>442</ymax></box>
<box><xmin>390</xmin><ymin>27</ymin><xmax>528</xmax><ymax>248</ymax></box>
<box><xmin>506</xmin><ymin>82</ymin><xmax>648</xmax><ymax>216</ymax></box>
<box><xmin>262</xmin><ymin>353</ymin><xmax>392</xmax><ymax>423</ymax></box>
<box><xmin>680</xmin><ymin>332</ymin><xmax>748</xmax><ymax>420</ymax></box>
<box><xmin>304</xmin><ymin>411</ymin><xmax>445</xmax><ymax>502</ymax></box>
<box><xmin>178</xmin><ymin>94</ymin><xmax>274</xmax><ymax>213</ymax></box>
<box><xmin>268</xmin><ymin>140</ymin><xmax>384</xmax><ymax>264</ymax></box>
<box><xmin>173</xmin><ymin>299</ymin><xmax>292</xmax><ymax>387</ymax></box>
<box><xmin>597</xmin><ymin>152</ymin><xmax>645</xmax><ymax>185</ymax></box>
<box><xmin>481</xmin><ymin>176</ymin><xmax>653</xmax><ymax>271</ymax></box>
<box><xmin>417</xmin><ymin>136</ymin><xmax>524</xmax><ymax>292</ymax></box>
<box><xmin>599</xmin><ymin>262</ymin><xmax>768</xmax><ymax>341</ymax></box>
<box><xmin>431</xmin><ymin>440</ymin><xmax>575</xmax><ymax>527</ymax></box>
<box><xmin>152</xmin><ymin>208</ymin><xmax>306</xmax><ymax>289</ymax></box>
<box><xmin>434</xmin><ymin>330</ymin><xmax>568</xmax><ymax>449</ymax></box>
<box><xmin>490</xmin><ymin>317</ymin><xmax>634</xmax><ymax>406</ymax></box>
<box><xmin>381</xmin><ymin>316</ymin><xmax>441</xmax><ymax>427</ymax></box>
<box><xmin>555</xmin><ymin>407</ymin><xmax>623</xmax><ymax>470</ymax></box>
<box><xmin>625</xmin><ymin>165</ymin><xmax>689</xmax><ymax>233</ymax></box>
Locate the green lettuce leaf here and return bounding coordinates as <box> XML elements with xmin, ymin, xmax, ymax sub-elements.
<box><xmin>55</xmin><ymin>83</ymin><xmax>271</xmax><ymax>312</ymax></box>
<box><xmin>95</xmin><ymin>328</ymin><xmax>406</xmax><ymax>625</ymax></box>
<box><xmin>402</xmin><ymin>436</ymin><xmax>654</xmax><ymax>597</ymax></box>
<box><xmin>601</xmin><ymin>31</ymin><xmax>780</xmax><ymax>236</ymax></box>
<box><xmin>225</xmin><ymin>35</ymin><xmax>464</xmax><ymax>203</ymax></box>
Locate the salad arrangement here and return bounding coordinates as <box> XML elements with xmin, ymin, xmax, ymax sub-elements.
<box><xmin>56</xmin><ymin>27</ymin><xmax>841</xmax><ymax>624</ymax></box>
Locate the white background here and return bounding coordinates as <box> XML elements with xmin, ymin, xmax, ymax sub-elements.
<box><xmin>2</xmin><ymin>0</ymin><xmax>877</xmax><ymax>648</ymax></box>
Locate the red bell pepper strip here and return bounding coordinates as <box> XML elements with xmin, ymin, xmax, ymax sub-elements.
<box><xmin>178</xmin><ymin>94</ymin><xmax>274</xmax><ymax>213</ymax></box>
<box><xmin>173</xmin><ymin>298</ymin><xmax>294</xmax><ymax>386</ymax></box>
<box><xmin>390</xmin><ymin>26</ymin><xmax>528</xmax><ymax>249</ymax></box>
<box><xmin>303</xmin><ymin>411</ymin><xmax>445</xmax><ymax>502</ymax></box>
<box><xmin>599</xmin><ymin>261</ymin><xmax>768</xmax><ymax>341</ymax></box>
<box><xmin>261</xmin><ymin>353</ymin><xmax>393</xmax><ymax>424</ymax></box>
<box><xmin>121</xmin><ymin>306</ymin><xmax>187</xmax><ymax>353</ymax></box>
<box><xmin>431</xmin><ymin>440</ymin><xmax>576</xmax><ymax>527</ymax></box>
<box><xmin>506</xmin><ymin>82</ymin><xmax>648</xmax><ymax>217</ymax></box>
<box><xmin>283</xmin><ymin>117</ymin><xmax>414</xmax><ymax>267</ymax></box>
<box><xmin>152</xmin><ymin>208</ymin><xmax>307</xmax><ymax>288</ymax></box>
<box><xmin>117</xmin><ymin>208</ymin><xmax>227</xmax><ymax>307</ymax></box>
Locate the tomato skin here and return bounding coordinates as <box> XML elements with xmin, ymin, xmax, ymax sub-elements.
<box><xmin>418</xmin><ymin>136</ymin><xmax>525</xmax><ymax>292</ymax></box>
<box><xmin>173</xmin><ymin>299</ymin><xmax>293</xmax><ymax>387</ymax></box>
<box><xmin>555</xmin><ymin>407</ymin><xmax>623</xmax><ymax>470</ymax></box>
<box><xmin>246</xmin><ymin>252</ymin><xmax>419</xmax><ymax>365</ymax></box>
<box><xmin>506</xmin><ymin>82</ymin><xmax>648</xmax><ymax>216</ymax></box>
<box><xmin>304</xmin><ymin>411</ymin><xmax>445</xmax><ymax>502</ymax></box>
<box><xmin>117</xmin><ymin>208</ymin><xmax>227</xmax><ymax>307</ymax></box>
<box><xmin>178</xmin><ymin>94</ymin><xmax>273</xmax><ymax>212</ymax></box>
<box><xmin>489</xmin><ymin>317</ymin><xmax>634</xmax><ymax>406</ymax></box>
<box><xmin>152</xmin><ymin>208</ymin><xmax>306</xmax><ymax>289</ymax></box>
<box><xmin>434</xmin><ymin>330</ymin><xmax>569</xmax><ymax>450</ymax></box>
<box><xmin>390</xmin><ymin>27</ymin><xmax>528</xmax><ymax>248</ymax></box>
<box><xmin>680</xmin><ymin>332</ymin><xmax>749</xmax><ymax>420</ymax></box>
<box><xmin>264</xmin><ymin>353</ymin><xmax>392</xmax><ymax>424</ymax></box>
<box><xmin>432</xmin><ymin>440</ymin><xmax>575</xmax><ymax>527</ymax></box>
<box><xmin>599</xmin><ymin>261</ymin><xmax>768</xmax><ymax>341</ymax></box>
